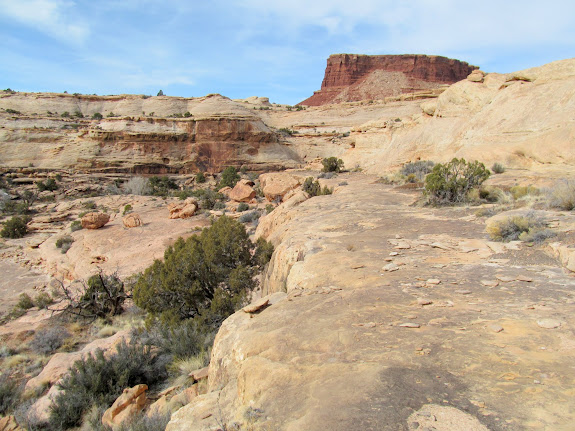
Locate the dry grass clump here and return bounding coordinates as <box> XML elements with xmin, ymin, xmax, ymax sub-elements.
<box><xmin>510</xmin><ymin>185</ymin><xmax>539</xmax><ymax>201</ymax></box>
<box><xmin>547</xmin><ymin>179</ymin><xmax>575</xmax><ymax>210</ymax></box>
<box><xmin>487</xmin><ymin>212</ymin><xmax>555</xmax><ymax>243</ymax></box>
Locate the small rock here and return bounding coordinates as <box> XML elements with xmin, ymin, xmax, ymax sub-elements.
<box><xmin>489</xmin><ymin>324</ymin><xmax>504</xmax><ymax>333</ymax></box>
<box><xmin>480</xmin><ymin>280</ymin><xmax>499</xmax><ymax>288</ymax></box>
<box><xmin>417</xmin><ymin>298</ymin><xmax>433</xmax><ymax>306</ymax></box>
<box><xmin>426</xmin><ymin>279</ymin><xmax>441</xmax><ymax>285</ymax></box>
<box><xmin>243</xmin><ymin>297</ymin><xmax>270</xmax><ymax>313</ymax></box>
<box><xmin>399</xmin><ymin>323</ymin><xmax>421</xmax><ymax>328</ymax></box>
<box><xmin>537</xmin><ymin>319</ymin><xmax>561</xmax><ymax>329</ymax></box>
<box><xmin>517</xmin><ymin>275</ymin><xmax>533</xmax><ymax>282</ymax></box>
<box><xmin>395</xmin><ymin>242</ymin><xmax>411</xmax><ymax>250</ymax></box>
<box><xmin>383</xmin><ymin>263</ymin><xmax>399</xmax><ymax>272</ymax></box>
<box><xmin>189</xmin><ymin>366</ymin><xmax>209</xmax><ymax>381</ymax></box>
<box><xmin>455</xmin><ymin>289</ymin><xmax>472</xmax><ymax>295</ymax></box>
<box><xmin>496</xmin><ymin>275</ymin><xmax>516</xmax><ymax>283</ymax></box>
<box><xmin>123</xmin><ymin>213</ymin><xmax>142</xmax><ymax>228</ymax></box>
<box><xmin>431</xmin><ymin>242</ymin><xmax>451</xmax><ymax>250</ymax></box>
<box><xmin>389</xmin><ymin>252</ymin><xmax>399</xmax><ymax>256</ymax></box>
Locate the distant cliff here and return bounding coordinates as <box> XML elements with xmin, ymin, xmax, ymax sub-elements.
<box><xmin>300</xmin><ymin>54</ymin><xmax>478</xmax><ymax>106</ymax></box>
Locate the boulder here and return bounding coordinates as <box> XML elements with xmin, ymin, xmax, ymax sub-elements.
<box><xmin>123</xmin><ymin>213</ymin><xmax>142</xmax><ymax>228</ymax></box>
<box><xmin>229</xmin><ymin>180</ymin><xmax>256</xmax><ymax>202</ymax></box>
<box><xmin>102</xmin><ymin>384</ymin><xmax>148</xmax><ymax>429</ymax></box>
<box><xmin>259</xmin><ymin>172</ymin><xmax>303</xmax><ymax>202</ymax></box>
<box><xmin>168</xmin><ymin>198</ymin><xmax>198</xmax><ymax>219</ymax></box>
<box><xmin>147</xmin><ymin>385</ymin><xmax>199</xmax><ymax>418</ymax></box>
<box><xmin>81</xmin><ymin>212</ymin><xmax>110</xmax><ymax>229</ymax></box>
<box><xmin>218</xmin><ymin>186</ymin><xmax>232</xmax><ymax>197</ymax></box>
<box><xmin>467</xmin><ymin>69</ymin><xmax>486</xmax><ymax>83</ymax></box>
<box><xmin>0</xmin><ymin>416</ymin><xmax>24</xmax><ymax>431</ymax></box>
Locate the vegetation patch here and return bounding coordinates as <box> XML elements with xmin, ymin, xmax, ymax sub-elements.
<box><xmin>486</xmin><ymin>212</ymin><xmax>551</xmax><ymax>243</ymax></box>
<box><xmin>424</xmin><ymin>158</ymin><xmax>490</xmax><ymax>205</ymax></box>
<box><xmin>547</xmin><ymin>179</ymin><xmax>575</xmax><ymax>210</ymax></box>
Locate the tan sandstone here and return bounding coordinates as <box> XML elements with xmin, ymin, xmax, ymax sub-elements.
<box><xmin>81</xmin><ymin>212</ymin><xmax>110</xmax><ymax>229</ymax></box>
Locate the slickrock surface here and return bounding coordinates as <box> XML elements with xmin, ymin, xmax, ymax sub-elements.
<box><xmin>168</xmin><ymin>174</ymin><xmax>575</xmax><ymax>431</ymax></box>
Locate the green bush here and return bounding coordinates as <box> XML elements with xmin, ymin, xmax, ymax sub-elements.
<box><xmin>56</xmin><ymin>235</ymin><xmax>74</xmax><ymax>253</ymax></box>
<box><xmin>123</xmin><ymin>204</ymin><xmax>133</xmax><ymax>215</ymax></box>
<box><xmin>302</xmin><ymin>177</ymin><xmax>333</xmax><ymax>197</ymax></box>
<box><xmin>510</xmin><ymin>185</ymin><xmax>539</xmax><ymax>200</ymax></box>
<box><xmin>36</xmin><ymin>178</ymin><xmax>58</xmax><ymax>192</ymax></box>
<box><xmin>322</xmin><ymin>157</ymin><xmax>344</xmax><ymax>173</ymax></box>
<box><xmin>17</xmin><ymin>293</ymin><xmax>34</xmax><ymax>310</ymax></box>
<box><xmin>149</xmin><ymin>176</ymin><xmax>178</xmax><ymax>197</ymax></box>
<box><xmin>424</xmin><ymin>158</ymin><xmax>490</xmax><ymax>204</ymax></box>
<box><xmin>133</xmin><ymin>216</ymin><xmax>259</xmax><ymax>324</ymax></box>
<box><xmin>195</xmin><ymin>172</ymin><xmax>206</xmax><ymax>183</ymax></box>
<box><xmin>491</xmin><ymin>163</ymin><xmax>505</xmax><ymax>174</ymax></box>
<box><xmin>34</xmin><ymin>292</ymin><xmax>54</xmax><ymax>309</ymax></box>
<box><xmin>61</xmin><ymin>111</ymin><xmax>70</xmax><ymax>118</ymax></box>
<box><xmin>218</xmin><ymin>167</ymin><xmax>240</xmax><ymax>189</ymax></box>
<box><xmin>0</xmin><ymin>373</ymin><xmax>22</xmax><ymax>415</ymax></box>
<box><xmin>239</xmin><ymin>210</ymin><xmax>260</xmax><ymax>223</ymax></box>
<box><xmin>92</xmin><ymin>112</ymin><xmax>103</xmax><ymax>120</ymax></box>
<box><xmin>139</xmin><ymin>319</ymin><xmax>211</xmax><ymax>360</ymax></box>
<box><xmin>70</xmin><ymin>220</ymin><xmax>82</xmax><ymax>232</ymax></box>
<box><xmin>237</xmin><ymin>202</ymin><xmax>249</xmax><ymax>212</ymax></box>
<box><xmin>49</xmin><ymin>340</ymin><xmax>164</xmax><ymax>430</ymax></box>
<box><xmin>265</xmin><ymin>204</ymin><xmax>274</xmax><ymax>214</ymax></box>
<box><xmin>253</xmin><ymin>237</ymin><xmax>274</xmax><ymax>269</ymax></box>
<box><xmin>191</xmin><ymin>188</ymin><xmax>224</xmax><ymax>210</ymax></box>
<box><xmin>1</xmin><ymin>216</ymin><xmax>29</xmax><ymax>238</ymax></box>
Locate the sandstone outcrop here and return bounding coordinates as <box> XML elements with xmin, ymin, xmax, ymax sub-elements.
<box><xmin>301</xmin><ymin>54</ymin><xmax>477</xmax><ymax>105</ymax></box>
<box><xmin>102</xmin><ymin>384</ymin><xmax>148</xmax><ymax>429</ymax></box>
<box><xmin>168</xmin><ymin>198</ymin><xmax>198</xmax><ymax>219</ymax></box>
<box><xmin>259</xmin><ymin>172</ymin><xmax>304</xmax><ymax>202</ymax></box>
<box><xmin>122</xmin><ymin>213</ymin><xmax>142</xmax><ymax>228</ymax></box>
<box><xmin>81</xmin><ymin>212</ymin><xmax>110</xmax><ymax>229</ymax></box>
<box><xmin>229</xmin><ymin>179</ymin><xmax>256</xmax><ymax>202</ymax></box>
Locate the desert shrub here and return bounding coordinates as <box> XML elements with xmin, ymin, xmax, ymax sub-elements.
<box><xmin>318</xmin><ymin>172</ymin><xmax>335</xmax><ymax>179</ymax></box>
<box><xmin>70</xmin><ymin>220</ymin><xmax>82</xmax><ymax>232</ymax></box>
<box><xmin>1</xmin><ymin>215</ymin><xmax>29</xmax><ymax>238</ymax></box>
<box><xmin>61</xmin><ymin>111</ymin><xmax>70</xmax><ymax>118</ymax></box>
<box><xmin>424</xmin><ymin>158</ymin><xmax>490</xmax><ymax>205</ymax></box>
<box><xmin>134</xmin><ymin>216</ymin><xmax>259</xmax><ymax>324</ymax></box>
<box><xmin>123</xmin><ymin>177</ymin><xmax>150</xmax><ymax>196</ymax></box>
<box><xmin>510</xmin><ymin>185</ymin><xmax>539</xmax><ymax>200</ymax></box>
<box><xmin>49</xmin><ymin>340</ymin><xmax>164</xmax><ymax>430</ymax></box>
<box><xmin>56</xmin><ymin>272</ymin><xmax>128</xmax><ymax>320</ymax></box>
<box><xmin>468</xmin><ymin>186</ymin><xmax>506</xmax><ymax>204</ymax></box>
<box><xmin>139</xmin><ymin>319</ymin><xmax>211</xmax><ymax>360</ymax></box>
<box><xmin>237</xmin><ymin>202</ymin><xmax>249</xmax><ymax>212</ymax></box>
<box><xmin>322</xmin><ymin>157</ymin><xmax>344</xmax><ymax>173</ymax></box>
<box><xmin>117</xmin><ymin>412</ymin><xmax>171</xmax><ymax>431</ymax></box>
<box><xmin>265</xmin><ymin>204</ymin><xmax>274</xmax><ymax>214</ymax></box>
<box><xmin>400</xmin><ymin>160</ymin><xmax>435</xmax><ymax>181</ymax></box>
<box><xmin>123</xmin><ymin>204</ymin><xmax>133</xmax><ymax>215</ymax></box>
<box><xmin>218</xmin><ymin>167</ymin><xmax>240</xmax><ymax>189</ymax></box>
<box><xmin>195</xmin><ymin>172</ymin><xmax>206</xmax><ymax>183</ymax></box>
<box><xmin>0</xmin><ymin>373</ymin><xmax>22</xmax><ymax>415</ymax></box>
<box><xmin>56</xmin><ymin>235</ymin><xmax>74</xmax><ymax>253</ymax></box>
<box><xmin>279</xmin><ymin>127</ymin><xmax>294</xmax><ymax>136</ymax></box>
<box><xmin>83</xmin><ymin>200</ymin><xmax>97</xmax><ymax>210</ymax></box>
<box><xmin>34</xmin><ymin>292</ymin><xmax>54</xmax><ymax>309</ymax></box>
<box><xmin>149</xmin><ymin>176</ymin><xmax>178</xmax><ymax>197</ymax></box>
<box><xmin>302</xmin><ymin>177</ymin><xmax>332</xmax><ymax>197</ymax></box>
<box><xmin>547</xmin><ymin>179</ymin><xmax>575</xmax><ymax>210</ymax></box>
<box><xmin>519</xmin><ymin>228</ymin><xmax>556</xmax><ymax>244</ymax></box>
<box><xmin>486</xmin><ymin>213</ymin><xmax>546</xmax><ymax>242</ymax></box>
<box><xmin>191</xmin><ymin>188</ymin><xmax>225</xmax><ymax>210</ymax></box>
<box><xmin>491</xmin><ymin>163</ymin><xmax>505</xmax><ymax>174</ymax></box>
<box><xmin>36</xmin><ymin>178</ymin><xmax>58</xmax><ymax>192</ymax></box>
<box><xmin>253</xmin><ymin>237</ymin><xmax>274</xmax><ymax>269</ymax></box>
<box><xmin>16</xmin><ymin>293</ymin><xmax>34</xmax><ymax>310</ymax></box>
<box><xmin>239</xmin><ymin>210</ymin><xmax>260</xmax><ymax>223</ymax></box>
<box><xmin>92</xmin><ymin>112</ymin><xmax>103</xmax><ymax>120</ymax></box>
<box><xmin>29</xmin><ymin>326</ymin><xmax>70</xmax><ymax>354</ymax></box>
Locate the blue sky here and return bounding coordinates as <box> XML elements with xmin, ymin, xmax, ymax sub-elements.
<box><xmin>0</xmin><ymin>0</ymin><xmax>573</xmax><ymax>105</ymax></box>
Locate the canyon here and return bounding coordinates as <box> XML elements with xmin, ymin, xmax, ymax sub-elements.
<box><xmin>0</xmin><ymin>56</ymin><xmax>574</xmax><ymax>431</ymax></box>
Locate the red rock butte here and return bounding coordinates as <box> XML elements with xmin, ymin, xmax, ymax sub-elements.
<box><xmin>300</xmin><ymin>54</ymin><xmax>478</xmax><ymax>106</ymax></box>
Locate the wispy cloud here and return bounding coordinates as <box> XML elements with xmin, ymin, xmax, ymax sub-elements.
<box><xmin>0</xmin><ymin>0</ymin><xmax>89</xmax><ymax>43</ymax></box>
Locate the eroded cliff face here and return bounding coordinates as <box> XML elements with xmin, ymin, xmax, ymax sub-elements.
<box><xmin>301</xmin><ymin>54</ymin><xmax>478</xmax><ymax>106</ymax></box>
<box><xmin>0</xmin><ymin>93</ymin><xmax>300</xmax><ymax>173</ymax></box>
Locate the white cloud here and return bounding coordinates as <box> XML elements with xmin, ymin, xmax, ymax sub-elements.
<box><xmin>0</xmin><ymin>0</ymin><xmax>88</xmax><ymax>43</ymax></box>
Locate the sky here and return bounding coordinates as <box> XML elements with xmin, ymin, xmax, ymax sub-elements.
<box><xmin>0</xmin><ymin>0</ymin><xmax>573</xmax><ymax>105</ymax></box>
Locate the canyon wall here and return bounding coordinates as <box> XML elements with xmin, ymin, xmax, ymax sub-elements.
<box><xmin>300</xmin><ymin>54</ymin><xmax>478</xmax><ymax>106</ymax></box>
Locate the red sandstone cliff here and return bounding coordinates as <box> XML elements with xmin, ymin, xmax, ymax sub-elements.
<box><xmin>300</xmin><ymin>54</ymin><xmax>478</xmax><ymax>106</ymax></box>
